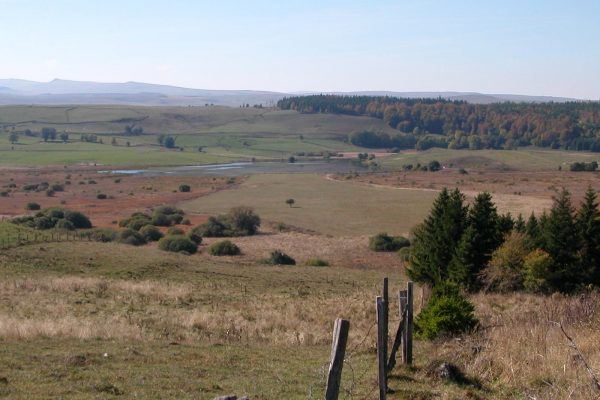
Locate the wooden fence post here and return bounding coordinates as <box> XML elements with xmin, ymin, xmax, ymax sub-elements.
<box><xmin>387</xmin><ymin>289</ymin><xmax>407</xmax><ymax>372</ymax></box>
<box><xmin>403</xmin><ymin>282</ymin><xmax>414</xmax><ymax>365</ymax></box>
<box><xmin>382</xmin><ymin>278</ymin><xmax>389</xmax><ymax>371</ymax></box>
<box><xmin>325</xmin><ymin>318</ymin><xmax>350</xmax><ymax>400</ymax></box>
<box><xmin>376</xmin><ymin>296</ymin><xmax>387</xmax><ymax>399</ymax></box>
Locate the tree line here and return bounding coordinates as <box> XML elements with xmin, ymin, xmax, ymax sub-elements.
<box><xmin>407</xmin><ymin>187</ymin><xmax>600</xmax><ymax>293</ymax></box>
<box><xmin>278</xmin><ymin>95</ymin><xmax>600</xmax><ymax>151</ymax></box>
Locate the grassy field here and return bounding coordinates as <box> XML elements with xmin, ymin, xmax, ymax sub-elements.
<box><xmin>181</xmin><ymin>173</ymin><xmax>439</xmax><ymax>236</ymax></box>
<box><xmin>0</xmin><ymin>105</ymin><xmax>391</xmax><ymax>166</ymax></box>
<box><xmin>0</xmin><ymin>236</ymin><xmax>597</xmax><ymax>399</ymax></box>
<box><xmin>382</xmin><ymin>148</ymin><xmax>600</xmax><ymax>171</ymax></box>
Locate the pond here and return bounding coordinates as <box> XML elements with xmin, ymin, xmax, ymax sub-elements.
<box><xmin>98</xmin><ymin>159</ymin><xmax>368</xmax><ymax>177</ymax></box>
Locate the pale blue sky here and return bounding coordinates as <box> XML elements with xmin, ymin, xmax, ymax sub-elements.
<box><xmin>1</xmin><ymin>0</ymin><xmax>599</xmax><ymax>98</ymax></box>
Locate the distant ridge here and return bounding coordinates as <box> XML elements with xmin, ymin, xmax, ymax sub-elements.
<box><xmin>0</xmin><ymin>79</ymin><xmax>583</xmax><ymax>106</ymax></box>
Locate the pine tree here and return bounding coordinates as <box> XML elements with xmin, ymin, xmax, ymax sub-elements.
<box><xmin>448</xmin><ymin>225</ymin><xmax>478</xmax><ymax>287</ymax></box>
<box><xmin>577</xmin><ymin>186</ymin><xmax>600</xmax><ymax>285</ymax></box>
<box><xmin>446</xmin><ymin>192</ymin><xmax>502</xmax><ymax>291</ymax></box>
<box><xmin>541</xmin><ymin>188</ymin><xmax>581</xmax><ymax>291</ymax></box>
<box><xmin>408</xmin><ymin>188</ymin><xmax>468</xmax><ymax>287</ymax></box>
<box><xmin>514</xmin><ymin>214</ymin><xmax>526</xmax><ymax>233</ymax></box>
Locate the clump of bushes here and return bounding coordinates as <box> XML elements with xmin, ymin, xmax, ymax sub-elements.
<box><xmin>96</xmin><ymin>193</ymin><xmax>107</xmax><ymax>200</ymax></box>
<box><xmin>139</xmin><ymin>225</ymin><xmax>163</xmax><ymax>242</ymax></box>
<box><xmin>267</xmin><ymin>250</ymin><xmax>296</xmax><ymax>265</ymax></box>
<box><xmin>209</xmin><ymin>240</ymin><xmax>241</xmax><ymax>256</ymax></box>
<box><xmin>305</xmin><ymin>258</ymin><xmax>329</xmax><ymax>267</ymax></box>
<box><xmin>193</xmin><ymin>207</ymin><xmax>260</xmax><ymax>237</ymax></box>
<box><xmin>119</xmin><ymin>212</ymin><xmax>152</xmax><ymax>230</ymax></box>
<box><xmin>152</xmin><ymin>206</ymin><xmax>185</xmax><ymax>227</ymax></box>
<box><xmin>12</xmin><ymin>207</ymin><xmax>92</xmax><ymax>230</ymax></box>
<box><xmin>369</xmin><ymin>233</ymin><xmax>410</xmax><ymax>252</ymax></box>
<box><xmin>89</xmin><ymin>227</ymin><xmax>118</xmax><ymax>242</ymax></box>
<box><xmin>178</xmin><ymin>184</ymin><xmax>191</xmax><ymax>192</ymax></box>
<box><xmin>158</xmin><ymin>235</ymin><xmax>198</xmax><ymax>254</ymax></box>
<box><xmin>25</xmin><ymin>202</ymin><xmax>41</xmax><ymax>211</ymax></box>
<box><xmin>117</xmin><ymin>229</ymin><xmax>146</xmax><ymax>246</ymax></box>
<box><xmin>415</xmin><ymin>281</ymin><xmax>478</xmax><ymax>340</ymax></box>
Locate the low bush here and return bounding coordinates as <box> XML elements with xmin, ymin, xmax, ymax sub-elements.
<box><xmin>158</xmin><ymin>235</ymin><xmax>198</xmax><ymax>254</ymax></box>
<box><xmin>209</xmin><ymin>240</ymin><xmax>241</xmax><ymax>256</ymax></box>
<box><xmin>192</xmin><ymin>216</ymin><xmax>232</xmax><ymax>237</ymax></box>
<box><xmin>179</xmin><ymin>184</ymin><xmax>191</xmax><ymax>192</ymax></box>
<box><xmin>268</xmin><ymin>250</ymin><xmax>296</xmax><ymax>265</ymax></box>
<box><xmin>118</xmin><ymin>228</ymin><xmax>147</xmax><ymax>246</ymax></box>
<box><xmin>187</xmin><ymin>231</ymin><xmax>203</xmax><ymax>244</ymax></box>
<box><xmin>89</xmin><ymin>227</ymin><xmax>118</xmax><ymax>242</ymax></box>
<box><xmin>415</xmin><ymin>281</ymin><xmax>478</xmax><ymax>340</ymax></box>
<box><xmin>369</xmin><ymin>233</ymin><xmax>410</xmax><ymax>252</ymax></box>
<box><xmin>139</xmin><ymin>225</ymin><xmax>163</xmax><ymax>242</ymax></box>
<box><xmin>193</xmin><ymin>207</ymin><xmax>261</xmax><ymax>237</ymax></box>
<box><xmin>25</xmin><ymin>202</ymin><xmax>41</xmax><ymax>211</ymax></box>
<box><xmin>64</xmin><ymin>210</ymin><xmax>92</xmax><ymax>229</ymax></box>
<box><xmin>55</xmin><ymin>219</ymin><xmax>75</xmax><ymax>231</ymax></box>
<box><xmin>305</xmin><ymin>258</ymin><xmax>329</xmax><ymax>267</ymax></box>
<box><xmin>96</xmin><ymin>193</ymin><xmax>107</xmax><ymax>200</ymax></box>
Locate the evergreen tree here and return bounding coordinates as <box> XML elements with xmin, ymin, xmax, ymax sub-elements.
<box><xmin>514</xmin><ymin>214</ymin><xmax>526</xmax><ymax>233</ymax></box>
<box><xmin>408</xmin><ymin>188</ymin><xmax>468</xmax><ymax>286</ymax></box>
<box><xmin>497</xmin><ymin>212</ymin><xmax>514</xmax><ymax>237</ymax></box>
<box><xmin>577</xmin><ymin>186</ymin><xmax>600</xmax><ymax>285</ymax></box>
<box><xmin>541</xmin><ymin>188</ymin><xmax>581</xmax><ymax>291</ymax></box>
<box><xmin>448</xmin><ymin>225</ymin><xmax>478</xmax><ymax>288</ymax></box>
<box><xmin>449</xmin><ymin>192</ymin><xmax>502</xmax><ymax>290</ymax></box>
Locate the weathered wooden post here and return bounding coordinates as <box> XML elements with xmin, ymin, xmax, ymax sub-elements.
<box><xmin>382</xmin><ymin>278</ymin><xmax>389</xmax><ymax>369</ymax></box>
<box><xmin>325</xmin><ymin>318</ymin><xmax>350</xmax><ymax>400</ymax></box>
<box><xmin>376</xmin><ymin>296</ymin><xmax>387</xmax><ymax>399</ymax></box>
<box><xmin>402</xmin><ymin>282</ymin><xmax>414</xmax><ymax>365</ymax></box>
<box><xmin>387</xmin><ymin>289</ymin><xmax>407</xmax><ymax>372</ymax></box>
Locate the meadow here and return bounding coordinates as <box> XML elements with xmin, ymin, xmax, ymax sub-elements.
<box><xmin>1</xmin><ymin>105</ymin><xmax>599</xmax><ymax>399</ymax></box>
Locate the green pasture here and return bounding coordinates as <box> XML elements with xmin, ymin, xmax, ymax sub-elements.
<box><xmin>180</xmin><ymin>173</ymin><xmax>439</xmax><ymax>236</ymax></box>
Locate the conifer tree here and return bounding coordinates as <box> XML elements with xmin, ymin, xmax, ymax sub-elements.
<box><xmin>541</xmin><ymin>188</ymin><xmax>581</xmax><ymax>291</ymax></box>
<box><xmin>514</xmin><ymin>214</ymin><xmax>526</xmax><ymax>233</ymax></box>
<box><xmin>408</xmin><ymin>188</ymin><xmax>467</xmax><ymax>286</ymax></box>
<box><xmin>448</xmin><ymin>225</ymin><xmax>478</xmax><ymax>287</ymax></box>
<box><xmin>577</xmin><ymin>186</ymin><xmax>600</xmax><ymax>284</ymax></box>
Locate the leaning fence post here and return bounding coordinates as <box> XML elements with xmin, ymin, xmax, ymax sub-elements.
<box><xmin>403</xmin><ymin>282</ymin><xmax>414</xmax><ymax>365</ymax></box>
<box><xmin>325</xmin><ymin>318</ymin><xmax>350</xmax><ymax>400</ymax></box>
<box><xmin>376</xmin><ymin>296</ymin><xmax>387</xmax><ymax>399</ymax></box>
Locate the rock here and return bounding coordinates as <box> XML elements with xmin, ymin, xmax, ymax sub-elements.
<box><xmin>426</xmin><ymin>361</ymin><xmax>465</xmax><ymax>383</ymax></box>
<box><xmin>213</xmin><ymin>396</ymin><xmax>237</xmax><ymax>400</ymax></box>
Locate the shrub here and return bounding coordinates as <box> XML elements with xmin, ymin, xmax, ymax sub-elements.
<box><xmin>481</xmin><ymin>232</ymin><xmax>528</xmax><ymax>292</ymax></box>
<box><xmin>193</xmin><ymin>216</ymin><xmax>231</xmax><ymax>237</ymax></box>
<box><xmin>119</xmin><ymin>213</ymin><xmax>152</xmax><ymax>230</ymax></box>
<box><xmin>51</xmin><ymin>184</ymin><xmax>64</xmax><ymax>192</ymax></box>
<box><xmin>523</xmin><ymin>249</ymin><xmax>554</xmax><ymax>293</ymax></box>
<box><xmin>158</xmin><ymin>235</ymin><xmax>198</xmax><ymax>254</ymax></box>
<box><xmin>89</xmin><ymin>227</ymin><xmax>118</xmax><ymax>242</ymax></box>
<box><xmin>46</xmin><ymin>189</ymin><xmax>55</xmax><ymax>197</ymax></box>
<box><xmin>96</xmin><ymin>193</ymin><xmax>107</xmax><ymax>200</ymax></box>
<box><xmin>415</xmin><ymin>281</ymin><xmax>478</xmax><ymax>340</ymax></box>
<box><xmin>268</xmin><ymin>250</ymin><xmax>296</xmax><ymax>265</ymax></box>
<box><xmin>228</xmin><ymin>206</ymin><xmax>261</xmax><ymax>235</ymax></box>
<box><xmin>118</xmin><ymin>228</ymin><xmax>147</xmax><ymax>246</ymax></box>
<box><xmin>209</xmin><ymin>240</ymin><xmax>241</xmax><ymax>256</ymax></box>
<box><xmin>34</xmin><ymin>216</ymin><xmax>55</xmax><ymax>230</ymax></box>
<box><xmin>152</xmin><ymin>206</ymin><xmax>184</xmax><ymax>227</ymax></box>
<box><xmin>187</xmin><ymin>231</ymin><xmax>203</xmax><ymax>244</ymax></box>
<box><xmin>305</xmin><ymin>258</ymin><xmax>329</xmax><ymax>267</ymax></box>
<box><xmin>26</xmin><ymin>202</ymin><xmax>41</xmax><ymax>211</ymax></box>
<box><xmin>369</xmin><ymin>233</ymin><xmax>410</xmax><ymax>252</ymax></box>
<box><xmin>139</xmin><ymin>225</ymin><xmax>163</xmax><ymax>242</ymax></box>
<box><xmin>55</xmin><ymin>219</ymin><xmax>75</xmax><ymax>231</ymax></box>
<box><xmin>64</xmin><ymin>210</ymin><xmax>92</xmax><ymax>229</ymax></box>
<box><xmin>168</xmin><ymin>226</ymin><xmax>184</xmax><ymax>235</ymax></box>
<box><xmin>179</xmin><ymin>184</ymin><xmax>191</xmax><ymax>192</ymax></box>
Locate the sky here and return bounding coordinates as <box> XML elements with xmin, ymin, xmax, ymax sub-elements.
<box><xmin>1</xmin><ymin>0</ymin><xmax>599</xmax><ymax>99</ymax></box>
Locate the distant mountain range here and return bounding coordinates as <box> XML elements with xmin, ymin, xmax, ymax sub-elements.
<box><xmin>0</xmin><ymin>79</ymin><xmax>582</xmax><ymax>107</ymax></box>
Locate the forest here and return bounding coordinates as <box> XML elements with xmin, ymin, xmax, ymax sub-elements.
<box><xmin>277</xmin><ymin>95</ymin><xmax>600</xmax><ymax>151</ymax></box>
